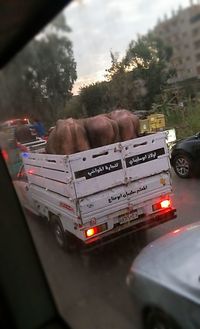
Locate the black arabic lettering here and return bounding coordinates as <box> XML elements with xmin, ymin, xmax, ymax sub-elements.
<box><xmin>108</xmin><ymin>185</ymin><xmax>149</xmax><ymax>204</ymax></box>
<box><xmin>137</xmin><ymin>185</ymin><xmax>147</xmax><ymax>194</ymax></box>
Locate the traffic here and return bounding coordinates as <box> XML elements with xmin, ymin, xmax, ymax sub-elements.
<box><xmin>0</xmin><ymin>111</ymin><xmax>176</xmax><ymax>249</ymax></box>
<box><xmin>25</xmin><ymin>171</ymin><xmax>200</xmax><ymax>329</ymax></box>
<box><xmin>1</xmin><ymin>110</ymin><xmax>199</xmax><ymax>329</ymax></box>
<box><xmin>1</xmin><ymin>0</ymin><xmax>200</xmax><ymax>327</ymax></box>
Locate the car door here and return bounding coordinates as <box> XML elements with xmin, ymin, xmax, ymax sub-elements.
<box><xmin>191</xmin><ymin>134</ymin><xmax>200</xmax><ymax>163</ymax></box>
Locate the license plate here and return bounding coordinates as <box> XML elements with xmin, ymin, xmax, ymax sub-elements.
<box><xmin>119</xmin><ymin>210</ymin><xmax>138</xmax><ymax>224</ymax></box>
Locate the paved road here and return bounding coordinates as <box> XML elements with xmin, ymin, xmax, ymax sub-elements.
<box><xmin>25</xmin><ymin>172</ymin><xmax>200</xmax><ymax>329</ymax></box>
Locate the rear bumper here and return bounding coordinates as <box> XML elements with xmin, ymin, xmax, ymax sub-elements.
<box><xmin>81</xmin><ymin>208</ymin><xmax>177</xmax><ymax>250</ymax></box>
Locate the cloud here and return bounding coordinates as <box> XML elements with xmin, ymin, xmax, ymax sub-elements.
<box><xmin>65</xmin><ymin>0</ymin><xmax>190</xmax><ymax>94</ymax></box>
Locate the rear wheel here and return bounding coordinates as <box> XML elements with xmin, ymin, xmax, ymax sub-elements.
<box><xmin>50</xmin><ymin>214</ymin><xmax>74</xmax><ymax>251</ymax></box>
<box><xmin>173</xmin><ymin>154</ymin><xmax>193</xmax><ymax>178</ymax></box>
<box><xmin>53</xmin><ymin>219</ymin><xmax>66</xmax><ymax>248</ymax></box>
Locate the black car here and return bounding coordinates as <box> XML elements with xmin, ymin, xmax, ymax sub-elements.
<box><xmin>171</xmin><ymin>132</ymin><xmax>200</xmax><ymax>178</ymax></box>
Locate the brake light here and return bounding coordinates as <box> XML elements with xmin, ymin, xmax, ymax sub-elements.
<box><xmin>153</xmin><ymin>198</ymin><xmax>171</xmax><ymax>211</ymax></box>
<box><xmin>160</xmin><ymin>199</ymin><xmax>171</xmax><ymax>209</ymax></box>
<box><xmin>86</xmin><ymin>227</ymin><xmax>97</xmax><ymax>238</ymax></box>
<box><xmin>85</xmin><ymin>223</ymin><xmax>108</xmax><ymax>238</ymax></box>
<box><xmin>1</xmin><ymin>149</ymin><xmax>8</xmax><ymax>162</ymax></box>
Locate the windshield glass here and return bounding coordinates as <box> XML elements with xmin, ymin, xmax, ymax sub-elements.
<box><xmin>1</xmin><ymin>1</ymin><xmax>200</xmax><ymax>329</ymax></box>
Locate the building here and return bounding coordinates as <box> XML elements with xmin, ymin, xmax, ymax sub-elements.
<box><xmin>153</xmin><ymin>1</ymin><xmax>200</xmax><ymax>83</ymax></box>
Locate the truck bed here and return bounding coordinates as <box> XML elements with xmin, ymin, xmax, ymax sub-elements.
<box><xmin>22</xmin><ymin>132</ymin><xmax>175</xmax><ymax>243</ymax></box>
<box><xmin>23</xmin><ymin>132</ymin><xmax>170</xmax><ymax>200</ymax></box>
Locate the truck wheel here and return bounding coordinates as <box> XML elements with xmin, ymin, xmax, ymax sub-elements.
<box><xmin>50</xmin><ymin>214</ymin><xmax>67</xmax><ymax>249</ymax></box>
<box><xmin>53</xmin><ymin>220</ymin><xmax>66</xmax><ymax>248</ymax></box>
<box><xmin>173</xmin><ymin>154</ymin><xmax>193</xmax><ymax>178</ymax></box>
<box><xmin>50</xmin><ymin>215</ymin><xmax>72</xmax><ymax>251</ymax></box>
<box><xmin>144</xmin><ymin>309</ymin><xmax>180</xmax><ymax>329</ymax></box>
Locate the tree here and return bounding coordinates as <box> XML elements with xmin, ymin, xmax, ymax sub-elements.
<box><xmin>79</xmin><ymin>81</ymin><xmax>111</xmax><ymax>116</ymax></box>
<box><xmin>61</xmin><ymin>33</ymin><xmax>175</xmax><ymax>118</ymax></box>
<box><xmin>0</xmin><ymin>13</ymin><xmax>77</xmax><ymax>127</ymax></box>
<box><xmin>105</xmin><ymin>52</ymin><xmax>130</xmax><ymax>109</ymax></box>
<box><xmin>122</xmin><ymin>33</ymin><xmax>175</xmax><ymax>110</ymax></box>
<box><xmin>64</xmin><ymin>95</ymin><xmax>84</xmax><ymax>119</ymax></box>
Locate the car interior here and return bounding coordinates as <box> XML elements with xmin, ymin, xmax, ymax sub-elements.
<box><xmin>0</xmin><ymin>1</ymin><xmax>71</xmax><ymax>328</ymax></box>
<box><xmin>1</xmin><ymin>1</ymin><xmax>200</xmax><ymax>329</ymax></box>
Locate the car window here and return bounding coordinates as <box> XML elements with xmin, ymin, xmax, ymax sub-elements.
<box><xmin>1</xmin><ymin>1</ymin><xmax>200</xmax><ymax>329</ymax></box>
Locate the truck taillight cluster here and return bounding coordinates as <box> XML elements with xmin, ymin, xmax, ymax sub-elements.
<box><xmin>153</xmin><ymin>198</ymin><xmax>171</xmax><ymax>211</ymax></box>
<box><xmin>85</xmin><ymin>223</ymin><xmax>107</xmax><ymax>238</ymax></box>
<box><xmin>160</xmin><ymin>199</ymin><xmax>171</xmax><ymax>209</ymax></box>
<box><xmin>1</xmin><ymin>149</ymin><xmax>8</xmax><ymax>162</ymax></box>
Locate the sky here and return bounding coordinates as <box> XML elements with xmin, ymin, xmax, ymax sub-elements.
<box><xmin>65</xmin><ymin>0</ymin><xmax>191</xmax><ymax>94</ymax></box>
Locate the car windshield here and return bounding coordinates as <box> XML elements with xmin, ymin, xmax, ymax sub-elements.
<box><xmin>1</xmin><ymin>1</ymin><xmax>200</xmax><ymax>328</ymax></box>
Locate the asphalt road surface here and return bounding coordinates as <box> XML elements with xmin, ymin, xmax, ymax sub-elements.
<box><xmin>24</xmin><ymin>171</ymin><xmax>200</xmax><ymax>329</ymax></box>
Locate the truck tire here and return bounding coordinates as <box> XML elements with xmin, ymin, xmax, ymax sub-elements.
<box><xmin>50</xmin><ymin>214</ymin><xmax>74</xmax><ymax>251</ymax></box>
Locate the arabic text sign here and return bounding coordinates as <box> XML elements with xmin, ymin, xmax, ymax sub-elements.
<box><xmin>108</xmin><ymin>185</ymin><xmax>147</xmax><ymax>203</ymax></box>
<box><xmin>125</xmin><ymin>148</ymin><xmax>165</xmax><ymax>168</ymax></box>
<box><xmin>74</xmin><ymin>159</ymin><xmax>123</xmax><ymax>180</ymax></box>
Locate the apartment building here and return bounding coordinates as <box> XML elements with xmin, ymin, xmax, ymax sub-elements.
<box><xmin>153</xmin><ymin>1</ymin><xmax>200</xmax><ymax>83</ymax></box>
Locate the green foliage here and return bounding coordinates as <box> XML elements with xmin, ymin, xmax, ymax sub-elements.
<box><xmin>78</xmin><ymin>34</ymin><xmax>174</xmax><ymax>115</ymax></box>
<box><xmin>166</xmin><ymin>102</ymin><xmax>200</xmax><ymax>139</ymax></box>
<box><xmin>123</xmin><ymin>33</ymin><xmax>175</xmax><ymax>110</ymax></box>
<box><xmin>64</xmin><ymin>96</ymin><xmax>84</xmax><ymax>119</ymax></box>
<box><xmin>105</xmin><ymin>53</ymin><xmax>139</xmax><ymax>110</ymax></box>
<box><xmin>79</xmin><ymin>81</ymin><xmax>111</xmax><ymax>116</ymax></box>
<box><xmin>0</xmin><ymin>14</ymin><xmax>77</xmax><ymax>127</ymax></box>
<box><xmin>153</xmin><ymin>89</ymin><xmax>200</xmax><ymax>138</ymax></box>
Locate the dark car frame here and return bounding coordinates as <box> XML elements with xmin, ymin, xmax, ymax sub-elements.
<box><xmin>0</xmin><ymin>1</ymin><xmax>71</xmax><ymax>329</ymax></box>
<box><xmin>171</xmin><ymin>132</ymin><xmax>200</xmax><ymax>178</ymax></box>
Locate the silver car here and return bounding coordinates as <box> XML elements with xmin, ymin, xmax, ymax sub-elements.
<box><xmin>127</xmin><ymin>222</ymin><xmax>200</xmax><ymax>329</ymax></box>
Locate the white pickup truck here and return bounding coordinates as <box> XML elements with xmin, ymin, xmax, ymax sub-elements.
<box><xmin>16</xmin><ymin>132</ymin><xmax>176</xmax><ymax>250</ymax></box>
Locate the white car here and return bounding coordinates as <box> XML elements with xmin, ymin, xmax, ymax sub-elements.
<box><xmin>127</xmin><ymin>222</ymin><xmax>200</xmax><ymax>329</ymax></box>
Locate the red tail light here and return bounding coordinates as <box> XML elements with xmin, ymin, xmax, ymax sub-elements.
<box><xmin>1</xmin><ymin>149</ymin><xmax>8</xmax><ymax>162</ymax></box>
<box><xmin>86</xmin><ymin>227</ymin><xmax>97</xmax><ymax>238</ymax></box>
<box><xmin>160</xmin><ymin>199</ymin><xmax>171</xmax><ymax>209</ymax></box>
<box><xmin>85</xmin><ymin>223</ymin><xmax>108</xmax><ymax>238</ymax></box>
<box><xmin>153</xmin><ymin>198</ymin><xmax>171</xmax><ymax>211</ymax></box>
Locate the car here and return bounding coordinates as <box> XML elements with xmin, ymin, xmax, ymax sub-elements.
<box><xmin>0</xmin><ymin>118</ymin><xmax>30</xmax><ymax>127</ymax></box>
<box><xmin>0</xmin><ymin>124</ymin><xmax>46</xmax><ymax>178</ymax></box>
<box><xmin>126</xmin><ymin>222</ymin><xmax>200</xmax><ymax>329</ymax></box>
<box><xmin>171</xmin><ymin>132</ymin><xmax>200</xmax><ymax>178</ymax></box>
<box><xmin>0</xmin><ymin>132</ymin><xmax>23</xmax><ymax>178</ymax></box>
